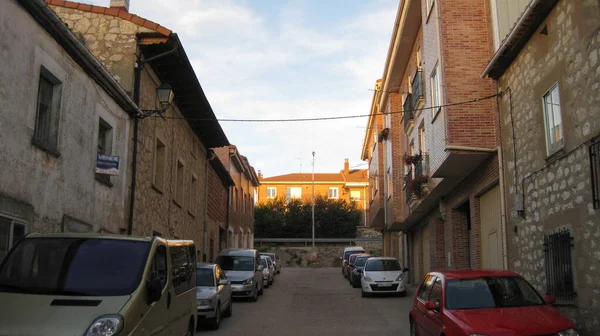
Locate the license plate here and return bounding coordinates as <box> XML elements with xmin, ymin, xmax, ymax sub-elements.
<box><xmin>378</xmin><ymin>283</ymin><xmax>392</xmax><ymax>287</ymax></box>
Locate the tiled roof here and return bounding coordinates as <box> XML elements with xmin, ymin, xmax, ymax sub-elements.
<box><xmin>44</xmin><ymin>0</ymin><xmax>172</xmax><ymax>36</ymax></box>
<box><xmin>342</xmin><ymin>169</ymin><xmax>368</xmax><ymax>183</ymax></box>
<box><xmin>261</xmin><ymin>173</ymin><xmax>345</xmax><ymax>183</ymax></box>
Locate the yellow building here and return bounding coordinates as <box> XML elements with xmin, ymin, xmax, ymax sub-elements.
<box><xmin>257</xmin><ymin>159</ymin><xmax>369</xmax><ymax>225</ymax></box>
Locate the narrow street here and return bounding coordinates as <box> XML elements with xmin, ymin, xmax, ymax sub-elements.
<box><xmin>197</xmin><ymin>267</ymin><xmax>413</xmax><ymax>335</ymax></box>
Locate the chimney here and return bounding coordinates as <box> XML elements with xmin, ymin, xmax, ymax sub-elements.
<box><xmin>258</xmin><ymin>170</ymin><xmax>263</xmax><ymax>180</ymax></box>
<box><xmin>110</xmin><ymin>0</ymin><xmax>130</xmax><ymax>12</ymax></box>
<box><xmin>344</xmin><ymin>158</ymin><xmax>349</xmax><ymax>175</ymax></box>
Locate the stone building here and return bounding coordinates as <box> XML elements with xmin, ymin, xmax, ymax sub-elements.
<box><xmin>0</xmin><ymin>0</ymin><xmax>140</xmax><ymax>259</ymax></box>
<box><xmin>483</xmin><ymin>0</ymin><xmax>600</xmax><ymax>333</ymax></box>
<box><xmin>214</xmin><ymin>145</ymin><xmax>260</xmax><ymax>249</ymax></box>
<box><xmin>205</xmin><ymin>153</ymin><xmax>234</xmax><ymax>262</ymax></box>
<box><xmin>257</xmin><ymin>158</ymin><xmax>369</xmax><ymax>226</ymax></box>
<box><xmin>45</xmin><ymin>0</ymin><xmax>230</xmax><ymax>259</ymax></box>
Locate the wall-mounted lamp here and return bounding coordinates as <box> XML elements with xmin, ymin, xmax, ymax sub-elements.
<box><xmin>139</xmin><ymin>83</ymin><xmax>174</xmax><ymax>119</ymax></box>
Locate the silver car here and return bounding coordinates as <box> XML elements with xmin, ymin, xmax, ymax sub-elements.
<box><xmin>215</xmin><ymin>249</ymin><xmax>264</xmax><ymax>301</ymax></box>
<box><xmin>260</xmin><ymin>252</ymin><xmax>282</xmax><ymax>274</ymax></box>
<box><xmin>260</xmin><ymin>255</ymin><xmax>275</xmax><ymax>288</ymax></box>
<box><xmin>196</xmin><ymin>263</ymin><xmax>233</xmax><ymax>330</ymax></box>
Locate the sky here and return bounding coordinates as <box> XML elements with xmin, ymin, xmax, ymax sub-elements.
<box><xmin>82</xmin><ymin>0</ymin><xmax>398</xmax><ymax>177</ymax></box>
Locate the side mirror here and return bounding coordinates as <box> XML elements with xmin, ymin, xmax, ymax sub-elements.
<box><xmin>257</xmin><ymin>265</ymin><xmax>264</xmax><ymax>271</ymax></box>
<box><xmin>403</xmin><ymin>268</ymin><xmax>409</xmax><ymax>272</ymax></box>
<box><xmin>146</xmin><ymin>276</ymin><xmax>163</xmax><ymax>305</ymax></box>
<box><xmin>544</xmin><ymin>295</ymin><xmax>556</xmax><ymax>304</ymax></box>
<box><xmin>424</xmin><ymin>301</ymin><xmax>438</xmax><ymax>310</ymax></box>
<box><xmin>218</xmin><ymin>279</ymin><xmax>230</xmax><ymax>286</ymax></box>
<box><xmin>340</xmin><ymin>257</ymin><xmax>343</xmax><ymax>260</ymax></box>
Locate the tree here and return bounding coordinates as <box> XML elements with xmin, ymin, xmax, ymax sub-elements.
<box><xmin>254</xmin><ymin>195</ymin><xmax>360</xmax><ymax>238</ymax></box>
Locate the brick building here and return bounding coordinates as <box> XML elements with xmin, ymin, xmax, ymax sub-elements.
<box><xmin>214</xmin><ymin>145</ymin><xmax>260</xmax><ymax>249</ymax></box>
<box><xmin>257</xmin><ymin>158</ymin><xmax>369</xmax><ymax>226</ymax></box>
<box><xmin>205</xmin><ymin>153</ymin><xmax>234</xmax><ymax>263</ymax></box>
<box><xmin>366</xmin><ymin>0</ymin><xmax>505</xmax><ymax>284</ymax></box>
<box><xmin>483</xmin><ymin>0</ymin><xmax>600</xmax><ymax>333</ymax></box>
<box><xmin>46</xmin><ymin>0</ymin><xmax>230</xmax><ymax>259</ymax></box>
<box><xmin>0</xmin><ymin>0</ymin><xmax>141</xmax><ymax>260</ymax></box>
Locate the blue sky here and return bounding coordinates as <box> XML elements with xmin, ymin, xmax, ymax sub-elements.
<box><xmin>83</xmin><ymin>0</ymin><xmax>398</xmax><ymax>176</ymax></box>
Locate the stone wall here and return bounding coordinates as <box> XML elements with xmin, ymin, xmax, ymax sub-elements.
<box><xmin>498</xmin><ymin>0</ymin><xmax>600</xmax><ymax>333</ymax></box>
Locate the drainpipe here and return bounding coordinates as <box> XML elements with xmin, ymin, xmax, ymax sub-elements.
<box><xmin>203</xmin><ymin>150</ymin><xmax>215</xmax><ymax>261</ymax></box>
<box><xmin>127</xmin><ymin>44</ymin><xmax>178</xmax><ymax>235</ymax></box>
<box><xmin>497</xmin><ymin>145</ymin><xmax>509</xmax><ymax>269</ymax></box>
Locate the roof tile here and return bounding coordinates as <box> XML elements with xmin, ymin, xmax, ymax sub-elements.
<box><xmin>90</xmin><ymin>5</ymin><xmax>105</xmax><ymax>14</ymax></box>
<box><xmin>64</xmin><ymin>1</ymin><xmax>78</xmax><ymax>8</ymax></box>
<box><xmin>117</xmin><ymin>10</ymin><xmax>132</xmax><ymax>20</ymax></box>
<box><xmin>130</xmin><ymin>15</ymin><xmax>145</xmax><ymax>26</ymax></box>
<box><xmin>156</xmin><ymin>26</ymin><xmax>172</xmax><ymax>36</ymax></box>
<box><xmin>104</xmin><ymin>7</ymin><xmax>119</xmax><ymax>16</ymax></box>
<box><xmin>78</xmin><ymin>3</ymin><xmax>91</xmax><ymax>11</ymax></box>
<box><xmin>143</xmin><ymin>20</ymin><xmax>159</xmax><ymax>30</ymax></box>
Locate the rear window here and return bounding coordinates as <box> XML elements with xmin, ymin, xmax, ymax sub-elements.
<box><xmin>216</xmin><ymin>256</ymin><xmax>254</xmax><ymax>271</ymax></box>
<box><xmin>355</xmin><ymin>256</ymin><xmax>370</xmax><ymax>266</ymax></box>
<box><xmin>365</xmin><ymin>259</ymin><xmax>401</xmax><ymax>271</ymax></box>
<box><xmin>344</xmin><ymin>250</ymin><xmax>364</xmax><ymax>260</ymax></box>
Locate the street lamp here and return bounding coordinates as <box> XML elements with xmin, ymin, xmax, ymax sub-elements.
<box><xmin>311</xmin><ymin>151</ymin><xmax>315</xmax><ymax>249</ymax></box>
<box><xmin>140</xmin><ymin>83</ymin><xmax>174</xmax><ymax>119</ymax></box>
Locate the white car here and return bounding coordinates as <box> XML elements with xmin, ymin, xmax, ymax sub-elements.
<box><xmin>260</xmin><ymin>255</ymin><xmax>275</xmax><ymax>288</ymax></box>
<box><xmin>360</xmin><ymin>257</ymin><xmax>408</xmax><ymax>297</ymax></box>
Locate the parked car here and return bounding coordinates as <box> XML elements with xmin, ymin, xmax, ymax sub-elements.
<box><xmin>409</xmin><ymin>270</ymin><xmax>579</xmax><ymax>336</ymax></box>
<box><xmin>260</xmin><ymin>255</ymin><xmax>275</xmax><ymax>288</ymax></box>
<box><xmin>260</xmin><ymin>252</ymin><xmax>282</xmax><ymax>274</ymax></box>
<box><xmin>350</xmin><ymin>254</ymin><xmax>371</xmax><ymax>288</ymax></box>
<box><xmin>215</xmin><ymin>249</ymin><xmax>264</xmax><ymax>301</ymax></box>
<box><xmin>0</xmin><ymin>233</ymin><xmax>198</xmax><ymax>335</ymax></box>
<box><xmin>341</xmin><ymin>246</ymin><xmax>365</xmax><ymax>278</ymax></box>
<box><xmin>196</xmin><ymin>263</ymin><xmax>232</xmax><ymax>330</ymax></box>
<box><xmin>345</xmin><ymin>253</ymin><xmax>367</xmax><ymax>280</ymax></box>
<box><xmin>360</xmin><ymin>257</ymin><xmax>408</xmax><ymax>297</ymax></box>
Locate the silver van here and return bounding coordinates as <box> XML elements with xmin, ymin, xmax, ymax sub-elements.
<box><xmin>0</xmin><ymin>233</ymin><xmax>197</xmax><ymax>336</ymax></box>
<box><xmin>215</xmin><ymin>249</ymin><xmax>264</xmax><ymax>301</ymax></box>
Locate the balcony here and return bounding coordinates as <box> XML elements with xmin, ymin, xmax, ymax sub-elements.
<box><xmin>403</xmin><ymin>94</ymin><xmax>414</xmax><ymax>130</ymax></box>
<box><xmin>405</xmin><ymin>169</ymin><xmax>413</xmax><ymax>203</ymax></box>
<box><xmin>411</xmin><ymin>70</ymin><xmax>423</xmax><ymax>109</ymax></box>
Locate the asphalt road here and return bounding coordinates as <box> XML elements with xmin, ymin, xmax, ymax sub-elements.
<box><xmin>196</xmin><ymin>267</ymin><xmax>414</xmax><ymax>336</ymax></box>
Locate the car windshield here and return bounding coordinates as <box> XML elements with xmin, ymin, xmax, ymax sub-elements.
<box><xmin>355</xmin><ymin>256</ymin><xmax>370</xmax><ymax>267</ymax></box>
<box><xmin>446</xmin><ymin>276</ymin><xmax>545</xmax><ymax>309</ymax></box>
<box><xmin>262</xmin><ymin>253</ymin><xmax>275</xmax><ymax>262</ymax></box>
<box><xmin>365</xmin><ymin>259</ymin><xmax>401</xmax><ymax>271</ymax></box>
<box><xmin>216</xmin><ymin>256</ymin><xmax>255</xmax><ymax>271</ymax></box>
<box><xmin>344</xmin><ymin>250</ymin><xmax>363</xmax><ymax>260</ymax></box>
<box><xmin>196</xmin><ymin>268</ymin><xmax>215</xmax><ymax>287</ymax></box>
<box><xmin>0</xmin><ymin>238</ymin><xmax>150</xmax><ymax>296</ymax></box>
<box><xmin>261</xmin><ymin>258</ymin><xmax>268</xmax><ymax>267</ymax></box>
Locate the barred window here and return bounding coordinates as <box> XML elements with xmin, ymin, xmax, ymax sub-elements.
<box><xmin>544</xmin><ymin>229</ymin><xmax>576</xmax><ymax>301</ymax></box>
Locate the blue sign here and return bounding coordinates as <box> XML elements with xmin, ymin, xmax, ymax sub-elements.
<box><xmin>96</xmin><ymin>154</ymin><xmax>120</xmax><ymax>176</ymax></box>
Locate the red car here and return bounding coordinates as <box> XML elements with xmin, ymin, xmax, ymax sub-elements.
<box><xmin>409</xmin><ymin>270</ymin><xmax>579</xmax><ymax>336</ymax></box>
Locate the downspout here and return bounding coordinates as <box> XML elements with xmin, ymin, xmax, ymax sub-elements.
<box><xmin>203</xmin><ymin>150</ymin><xmax>214</xmax><ymax>261</ymax></box>
<box><xmin>127</xmin><ymin>43</ymin><xmax>178</xmax><ymax>235</ymax></box>
<box><xmin>498</xmin><ymin>145</ymin><xmax>509</xmax><ymax>269</ymax></box>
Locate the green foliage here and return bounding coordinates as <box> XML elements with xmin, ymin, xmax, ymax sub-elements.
<box><xmin>254</xmin><ymin>195</ymin><xmax>360</xmax><ymax>238</ymax></box>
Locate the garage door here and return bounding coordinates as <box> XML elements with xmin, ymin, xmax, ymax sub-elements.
<box><xmin>479</xmin><ymin>185</ymin><xmax>504</xmax><ymax>269</ymax></box>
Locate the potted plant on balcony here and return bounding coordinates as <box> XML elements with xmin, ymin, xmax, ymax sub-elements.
<box><xmin>403</xmin><ymin>153</ymin><xmax>423</xmax><ymax>166</ymax></box>
<box><xmin>407</xmin><ymin>174</ymin><xmax>429</xmax><ymax>198</ymax></box>
<box><xmin>378</xmin><ymin>128</ymin><xmax>390</xmax><ymax>142</ymax></box>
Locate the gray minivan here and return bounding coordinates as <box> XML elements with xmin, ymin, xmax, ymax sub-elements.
<box><xmin>215</xmin><ymin>249</ymin><xmax>264</xmax><ymax>301</ymax></box>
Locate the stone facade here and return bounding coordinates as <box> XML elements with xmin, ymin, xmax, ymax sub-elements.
<box><xmin>491</xmin><ymin>0</ymin><xmax>600</xmax><ymax>333</ymax></box>
<box><xmin>0</xmin><ymin>0</ymin><xmax>134</xmax><ymax>260</ymax></box>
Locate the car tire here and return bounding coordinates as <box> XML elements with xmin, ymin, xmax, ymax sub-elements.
<box><xmin>224</xmin><ymin>299</ymin><xmax>232</xmax><ymax>318</ymax></box>
<box><xmin>410</xmin><ymin>319</ymin><xmax>416</xmax><ymax>336</ymax></box>
<box><xmin>209</xmin><ymin>303</ymin><xmax>220</xmax><ymax>330</ymax></box>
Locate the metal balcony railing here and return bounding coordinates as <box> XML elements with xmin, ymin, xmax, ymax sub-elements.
<box><xmin>403</xmin><ymin>94</ymin><xmax>413</xmax><ymax>130</ymax></box>
<box><xmin>411</xmin><ymin>70</ymin><xmax>423</xmax><ymax>108</ymax></box>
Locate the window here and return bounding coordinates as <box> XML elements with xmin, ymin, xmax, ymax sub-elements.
<box><xmin>285</xmin><ymin>187</ymin><xmax>302</xmax><ymax>201</ymax></box>
<box><xmin>196</xmin><ymin>267</ymin><xmax>216</xmax><ymax>287</ymax></box>
<box><xmin>416</xmin><ymin>47</ymin><xmax>422</xmax><ymax>69</ymax></box>
<box><xmin>0</xmin><ymin>216</ymin><xmax>27</xmax><ymax>262</ymax></box>
<box><xmin>170</xmin><ymin>245</ymin><xmax>194</xmax><ymax>295</ymax></box>
<box><xmin>430</xmin><ymin>64</ymin><xmax>441</xmax><ymax>117</ymax></box>
<box><xmin>387</xmin><ymin>169</ymin><xmax>393</xmax><ymax>198</ymax></box>
<box><xmin>242</xmin><ymin>190</ymin><xmax>246</xmax><ymax>214</ymax></box>
<box><xmin>234</xmin><ymin>188</ymin><xmax>238</xmax><ymax>211</ymax></box>
<box><xmin>33</xmin><ymin>68</ymin><xmax>62</xmax><ymax>152</ymax></box>
<box><xmin>544</xmin><ymin>229</ymin><xmax>576</xmax><ymax>301</ymax></box>
<box><xmin>328</xmin><ymin>187</ymin><xmax>339</xmax><ymax>199</ymax></box>
<box><xmin>190</xmin><ymin>174</ymin><xmax>198</xmax><ymax>215</ymax></box>
<box><xmin>95</xmin><ymin>118</ymin><xmax>113</xmax><ymax>184</ymax></box>
<box><xmin>267</xmin><ymin>187</ymin><xmax>276</xmax><ymax>199</ymax></box>
<box><xmin>153</xmin><ymin>138</ymin><xmax>166</xmax><ymax>191</ymax></box>
<box><xmin>429</xmin><ymin>277</ymin><xmax>442</xmax><ymax>308</ymax></box>
<box><xmin>175</xmin><ymin>159</ymin><xmax>184</xmax><ymax>205</ymax></box>
<box><xmin>150</xmin><ymin>245</ymin><xmax>168</xmax><ymax>289</ymax></box>
<box><xmin>350</xmin><ymin>190</ymin><xmax>361</xmax><ymax>201</ymax></box>
<box><xmin>542</xmin><ymin>84</ymin><xmax>564</xmax><ymax>155</ymax></box>
<box><xmin>417</xmin><ymin>275</ymin><xmax>435</xmax><ymax>301</ymax></box>
<box><xmin>410</xmin><ymin>141</ymin><xmax>415</xmax><ymax>156</ymax></box>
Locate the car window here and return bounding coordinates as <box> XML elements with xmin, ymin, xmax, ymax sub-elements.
<box><xmin>364</xmin><ymin>259</ymin><xmax>401</xmax><ymax>271</ymax></box>
<box><xmin>151</xmin><ymin>245</ymin><xmax>168</xmax><ymax>289</ymax></box>
<box><xmin>429</xmin><ymin>277</ymin><xmax>442</xmax><ymax>309</ymax></box>
<box><xmin>216</xmin><ymin>256</ymin><xmax>255</xmax><ymax>271</ymax></box>
<box><xmin>344</xmin><ymin>250</ymin><xmax>364</xmax><ymax>260</ymax></box>
<box><xmin>171</xmin><ymin>245</ymin><xmax>194</xmax><ymax>295</ymax></box>
<box><xmin>261</xmin><ymin>258</ymin><xmax>268</xmax><ymax>267</ymax></box>
<box><xmin>355</xmin><ymin>256</ymin><xmax>369</xmax><ymax>267</ymax></box>
<box><xmin>445</xmin><ymin>276</ymin><xmax>545</xmax><ymax>309</ymax></box>
<box><xmin>196</xmin><ymin>268</ymin><xmax>215</xmax><ymax>287</ymax></box>
<box><xmin>418</xmin><ymin>275</ymin><xmax>436</xmax><ymax>302</ymax></box>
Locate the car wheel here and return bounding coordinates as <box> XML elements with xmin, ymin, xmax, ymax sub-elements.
<box><xmin>224</xmin><ymin>299</ymin><xmax>232</xmax><ymax>318</ymax></box>
<box><xmin>410</xmin><ymin>320</ymin><xmax>417</xmax><ymax>336</ymax></box>
<box><xmin>209</xmin><ymin>303</ymin><xmax>220</xmax><ymax>330</ymax></box>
